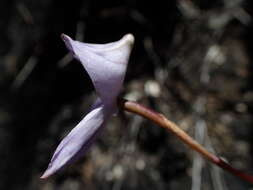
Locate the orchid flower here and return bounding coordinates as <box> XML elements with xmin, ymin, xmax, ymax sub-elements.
<box><xmin>41</xmin><ymin>33</ymin><xmax>134</xmax><ymax>179</ymax></box>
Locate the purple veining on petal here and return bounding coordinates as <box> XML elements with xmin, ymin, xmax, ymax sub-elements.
<box><xmin>42</xmin><ymin>34</ymin><xmax>134</xmax><ymax>179</ymax></box>
<box><xmin>41</xmin><ymin>105</ymin><xmax>111</xmax><ymax>179</ymax></box>
<box><xmin>61</xmin><ymin>34</ymin><xmax>134</xmax><ymax>107</ymax></box>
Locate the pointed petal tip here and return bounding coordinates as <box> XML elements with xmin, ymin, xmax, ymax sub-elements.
<box><xmin>60</xmin><ymin>33</ymin><xmax>66</xmax><ymax>38</ymax></box>
<box><xmin>61</xmin><ymin>33</ymin><xmax>73</xmax><ymax>43</ymax></box>
<box><xmin>40</xmin><ymin>167</ymin><xmax>57</xmax><ymax>179</ymax></box>
<box><xmin>40</xmin><ymin>165</ymin><xmax>55</xmax><ymax>179</ymax></box>
<box><xmin>61</xmin><ymin>34</ymin><xmax>75</xmax><ymax>53</ymax></box>
<box><xmin>61</xmin><ymin>33</ymin><xmax>70</xmax><ymax>41</ymax></box>
<box><xmin>40</xmin><ymin>172</ymin><xmax>49</xmax><ymax>179</ymax></box>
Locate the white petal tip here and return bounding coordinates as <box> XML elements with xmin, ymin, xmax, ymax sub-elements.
<box><xmin>123</xmin><ymin>34</ymin><xmax>135</xmax><ymax>46</ymax></box>
<box><xmin>40</xmin><ymin>173</ymin><xmax>49</xmax><ymax>179</ymax></box>
<box><xmin>40</xmin><ymin>166</ymin><xmax>55</xmax><ymax>179</ymax></box>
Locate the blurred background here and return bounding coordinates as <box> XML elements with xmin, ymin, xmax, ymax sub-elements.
<box><xmin>0</xmin><ymin>0</ymin><xmax>253</xmax><ymax>189</ymax></box>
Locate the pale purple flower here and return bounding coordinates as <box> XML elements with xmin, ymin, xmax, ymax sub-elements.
<box><xmin>41</xmin><ymin>34</ymin><xmax>134</xmax><ymax>179</ymax></box>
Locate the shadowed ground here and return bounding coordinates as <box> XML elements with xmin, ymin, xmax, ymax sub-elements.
<box><xmin>0</xmin><ymin>0</ymin><xmax>253</xmax><ymax>189</ymax></box>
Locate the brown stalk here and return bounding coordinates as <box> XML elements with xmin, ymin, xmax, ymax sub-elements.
<box><xmin>118</xmin><ymin>98</ymin><xmax>253</xmax><ymax>184</ymax></box>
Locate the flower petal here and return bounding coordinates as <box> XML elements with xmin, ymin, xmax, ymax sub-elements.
<box><xmin>41</xmin><ymin>104</ymin><xmax>110</xmax><ymax>179</ymax></box>
<box><xmin>61</xmin><ymin>34</ymin><xmax>134</xmax><ymax>106</ymax></box>
<box><xmin>42</xmin><ymin>34</ymin><xmax>135</xmax><ymax>179</ymax></box>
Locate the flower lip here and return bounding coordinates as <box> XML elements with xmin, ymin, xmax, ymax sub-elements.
<box><xmin>61</xmin><ymin>33</ymin><xmax>134</xmax><ymax>53</ymax></box>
